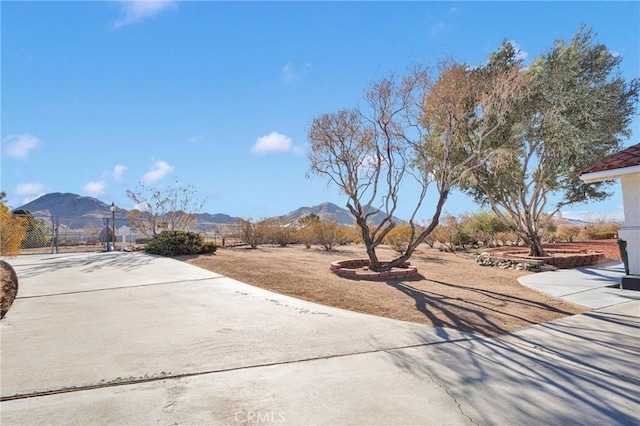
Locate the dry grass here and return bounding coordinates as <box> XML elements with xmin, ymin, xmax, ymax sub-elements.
<box><xmin>180</xmin><ymin>244</ymin><xmax>586</xmax><ymax>337</ymax></box>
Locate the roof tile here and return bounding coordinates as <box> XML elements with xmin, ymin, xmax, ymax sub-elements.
<box><xmin>580</xmin><ymin>143</ymin><xmax>640</xmax><ymax>174</ymax></box>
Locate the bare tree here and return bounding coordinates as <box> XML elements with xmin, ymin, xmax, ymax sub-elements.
<box><xmin>126</xmin><ymin>179</ymin><xmax>205</xmax><ymax>237</ymax></box>
<box><xmin>308</xmin><ymin>55</ymin><xmax>529</xmax><ymax>271</ymax></box>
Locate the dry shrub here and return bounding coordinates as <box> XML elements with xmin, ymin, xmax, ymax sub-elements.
<box><xmin>384</xmin><ymin>224</ymin><xmax>413</xmax><ymax>254</ymax></box>
<box><xmin>555</xmin><ymin>224</ymin><xmax>581</xmax><ymax>242</ymax></box>
<box><xmin>1</xmin><ymin>206</ymin><xmax>27</xmax><ymax>255</ymax></box>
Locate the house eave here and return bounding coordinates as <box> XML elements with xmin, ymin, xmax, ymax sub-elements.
<box><xmin>580</xmin><ymin>165</ymin><xmax>640</xmax><ymax>183</ymax></box>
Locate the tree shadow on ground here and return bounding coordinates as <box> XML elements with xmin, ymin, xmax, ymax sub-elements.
<box><xmin>383</xmin><ymin>317</ymin><xmax>640</xmax><ymax>425</ymax></box>
<box><xmin>385</xmin><ymin>276</ymin><xmax>579</xmax><ymax>336</ymax></box>
<box><xmin>10</xmin><ymin>252</ymin><xmax>156</xmax><ymax>279</ymax></box>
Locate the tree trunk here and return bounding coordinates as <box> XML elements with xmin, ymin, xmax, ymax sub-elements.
<box><xmin>527</xmin><ymin>234</ymin><xmax>546</xmax><ymax>257</ymax></box>
<box><xmin>367</xmin><ymin>244</ymin><xmax>382</xmax><ymax>271</ymax></box>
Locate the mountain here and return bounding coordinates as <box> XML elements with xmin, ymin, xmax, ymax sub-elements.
<box><xmin>15</xmin><ymin>192</ymin><xmax>128</xmax><ymax>218</ymax></box>
<box><xmin>276</xmin><ymin>201</ymin><xmax>405</xmax><ymax>226</ymax></box>
<box><xmin>14</xmin><ymin>193</ymin><xmax>401</xmax><ymax>230</ymax></box>
<box><xmin>191</xmin><ymin>212</ymin><xmax>238</xmax><ymax>230</ymax></box>
<box><xmin>279</xmin><ymin>202</ymin><xmax>355</xmax><ymax>225</ymax></box>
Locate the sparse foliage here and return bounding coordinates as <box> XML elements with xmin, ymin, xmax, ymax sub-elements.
<box><xmin>126</xmin><ymin>179</ymin><xmax>205</xmax><ymax>237</ymax></box>
<box><xmin>235</xmin><ymin>217</ymin><xmax>268</xmax><ymax>248</ymax></box>
<box><xmin>308</xmin><ymin>53</ymin><xmax>528</xmax><ymax>270</ymax></box>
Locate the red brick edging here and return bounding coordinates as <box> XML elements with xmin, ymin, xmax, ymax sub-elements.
<box><xmin>330</xmin><ymin>259</ymin><xmax>418</xmax><ymax>280</ymax></box>
<box><xmin>493</xmin><ymin>249</ymin><xmax>605</xmax><ymax>269</ymax></box>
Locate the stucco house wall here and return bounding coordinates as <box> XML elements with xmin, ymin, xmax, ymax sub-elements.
<box><xmin>580</xmin><ymin>144</ymin><xmax>640</xmax><ymax>278</ymax></box>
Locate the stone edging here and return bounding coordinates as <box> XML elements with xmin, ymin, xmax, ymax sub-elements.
<box><xmin>492</xmin><ymin>249</ymin><xmax>605</xmax><ymax>269</ymax></box>
<box><xmin>330</xmin><ymin>259</ymin><xmax>418</xmax><ymax>280</ymax></box>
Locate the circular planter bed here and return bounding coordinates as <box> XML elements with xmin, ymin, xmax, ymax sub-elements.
<box><xmin>491</xmin><ymin>248</ymin><xmax>605</xmax><ymax>269</ymax></box>
<box><xmin>330</xmin><ymin>259</ymin><xmax>418</xmax><ymax>280</ymax></box>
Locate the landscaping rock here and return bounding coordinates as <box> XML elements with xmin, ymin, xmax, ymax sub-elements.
<box><xmin>475</xmin><ymin>253</ymin><xmax>540</xmax><ymax>271</ymax></box>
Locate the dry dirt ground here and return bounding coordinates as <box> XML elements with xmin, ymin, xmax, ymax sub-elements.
<box><xmin>181</xmin><ymin>244</ymin><xmax>588</xmax><ymax>337</ymax></box>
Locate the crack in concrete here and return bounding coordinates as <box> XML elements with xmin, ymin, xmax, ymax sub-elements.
<box><xmin>1</xmin><ymin>338</ymin><xmax>473</xmax><ymax>402</ymax></box>
<box><xmin>383</xmin><ymin>349</ymin><xmax>477</xmax><ymax>425</ymax></box>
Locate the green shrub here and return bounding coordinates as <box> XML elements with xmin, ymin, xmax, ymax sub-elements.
<box><xmin>451</xmin><ymin>231</ymin><xmax>473</xmax><ymax>247</ymax></box>
<box><xmin>199</xmin><ymin>241</ymin><xmax>218</xmax><ymax>254</ymax></box>
<box><xmin>146</xmin><ymin>231</ymin><xmax>206</xmax><ymax>256</ymax></box>
<box><xmin>591</xmin><ymin>231</ymin><xmax>617</xmax><ymax>240</ymax></box>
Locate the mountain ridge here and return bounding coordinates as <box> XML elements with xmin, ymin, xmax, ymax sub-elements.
<box><xmin>15</xmin><ymin>193</ymin><xmax>403</xmax><ymax>229</ymax></box>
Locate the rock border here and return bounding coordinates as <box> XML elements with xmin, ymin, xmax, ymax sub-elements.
<box><xmin>487</xmin><ymin>248</ymin><xmax>605</xmax><ymax>269</ymax></box>
<box><xmin>330</xmin><ymin>259</ymin><xmax>418</xmax><ymax>280</ymax></box>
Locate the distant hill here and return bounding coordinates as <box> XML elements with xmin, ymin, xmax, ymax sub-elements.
<box><xmin>15</xmin><ymin>193</ymin><xmax>128</xmax><ymax>219</ymax></box>
<box><xmin>278</xmin><ymin>202</ymin><xmax>355</xmax><ymax>226</ymax></box>
<box><xmin>191</xmin><ymin>212</ymin><xmax>238</xmax><ymax>230</ymax></box>
<box><xmin>14</xmin><ymin>193</ymin><xmax>402</xmax><ymax>231</ymax></box>
<box><xmin>276</xmin><ymin>201</ymin><xmax>405</xmax><ymax>226</ymax></box>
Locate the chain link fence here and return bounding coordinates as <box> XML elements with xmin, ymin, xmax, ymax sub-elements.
<box><xmin>4</xmin><ymin>214</ymin><xmax>148</xmax><ymax>255</ymax></box>
<box><xmin>3</xmin><ymin>214</ymin><xmax>238</xmax><ymax>255</ymax></box>
<box><xmin>7</xmin><ymin>214</ymin><xmax>55</xmax><ymax>254</ymax></box>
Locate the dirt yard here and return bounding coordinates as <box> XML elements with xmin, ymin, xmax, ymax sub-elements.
<box><xmin>181</xmin><ymin>244</ymin><xmax>587</xmax><ymax>337</ymax></box>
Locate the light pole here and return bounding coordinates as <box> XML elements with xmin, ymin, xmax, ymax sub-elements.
<box><xmin>110</xmin><ymin>202</ymin><xmax>117</xmax><ymax>251</ymax></box>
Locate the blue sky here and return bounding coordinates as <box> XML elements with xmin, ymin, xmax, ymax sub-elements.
<box><xmin>2</xmin><ymin>1</ymin><xmax>638</xmax><ymax>222</ymax></box>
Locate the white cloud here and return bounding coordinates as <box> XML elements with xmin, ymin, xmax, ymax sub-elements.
<box><xmin>2</xmin><ymin>134</ymin><xmax>40</xmax><ymax>159</ymax></box>
<box><xmin>251</xmin><ymin>132</ymin><xmax>293</xmax><ymax>155</ymax></box>
<box><xmin>509</xmin><ymin>40</ymin><xmax>529</xmax><ymax>61</ymax></box>
<box><xmin>142</xmin><ymin>160</ymin><xmax>174</xmax><ymax>183</ymax></box>
<box><xmin>15</xmin><ymin>182</ymin><xmax>45</xmax><ymax>198</ymax></box>
<box><xmin>113</xmin><ymin>164</ymin><xmax>127</xmax><ymax>181</ymax></box>
<box><xmin>281</xmin><ymin>62</ymin><xmax>312</xmax><ymax>82</ymax></box>
<box><xmin>83</xmin><ymin>181</ymin><xmax>107</xmax><ymax>197</ymax></box>
<box><xmin>113</xmin><ymin>0</ymin><xmax>176</xmax><ymax>29</ymax></box>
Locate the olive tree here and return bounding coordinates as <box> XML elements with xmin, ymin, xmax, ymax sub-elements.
<box><xmin>307</xmin><ymin>53</ymin><xmax>529</xmax><ymax>271</ymax></box>
<box><xmin>463</xmin><ymin>28</ymin><xmax>639</xmax><ymax>256</ymax></box>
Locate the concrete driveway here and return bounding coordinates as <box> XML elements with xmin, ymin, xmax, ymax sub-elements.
<box><xmin>1</xmin><ymin>252</ymin><xmax>638</xmax><ymax>425</ymax></box>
